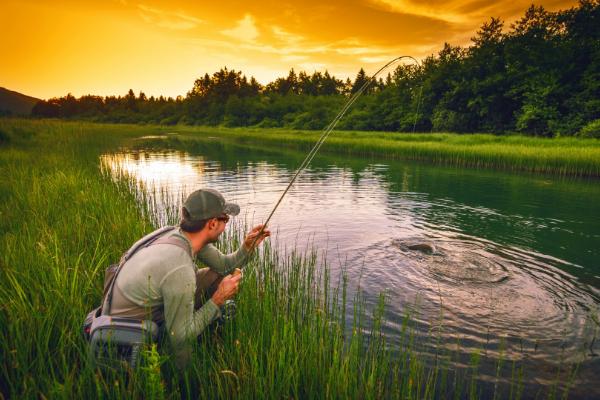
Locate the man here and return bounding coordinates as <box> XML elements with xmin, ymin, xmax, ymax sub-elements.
<box><xmin>108</xmin><ymin>188</ymin><xmax>270</xmax><ymax>366</ymax></box>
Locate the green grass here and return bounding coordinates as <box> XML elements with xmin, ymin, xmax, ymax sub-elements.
<box><xmin>0</xmin><ymin>118</ymin><xmax>579</xmax><ymax>398</ymax></box>
<box><xmin>156</xmin><ymin>126</ymin><xmax>600</xmax><ymax>178</ymax></box>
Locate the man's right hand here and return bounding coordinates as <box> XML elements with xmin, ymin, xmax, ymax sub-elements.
<box><xmin>211</xmin><ymin>273</ymin><xmax>241</xmax><ymax>307</ymax></box>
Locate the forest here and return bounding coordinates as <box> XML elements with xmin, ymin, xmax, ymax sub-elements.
<box><xmin>31</xmin><ymin>1</ymin><xmax>600</xmax><ymax>137</ymax></box>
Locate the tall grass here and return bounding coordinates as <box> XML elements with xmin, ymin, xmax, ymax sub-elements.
<box><xmin>0</xmin><ymin>119</ymin><xmax>157</xmax><ymax>397</ymax></box>
<box><xmin>0</xmin><ymin>118</ymin><xmax>577</xmax><ymax>398</ymax></box>
<box><xmin>162</xmin><ymin>126</ymin><xmax>600</xmax><ymax>178</ymax></box>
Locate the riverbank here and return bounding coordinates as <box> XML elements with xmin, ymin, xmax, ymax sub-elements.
<box><xmin>151</xmin><ymin>125</ymin><xmax>600</xmax><ymax>178</ymax></box>
<box><xmin>0</xmin><ymin>119</ymin><xmax>577</xmax><ymax>398</ymax></box>
<box><xmin>5</xmin><ymin>119</ymin><xmax>600</xmax><ymax>178</ymax></box>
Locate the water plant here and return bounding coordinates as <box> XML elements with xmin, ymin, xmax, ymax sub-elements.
<box><xmin>148</xmin><ymin>125</ymin><xmax>600</xmax><ymax>178</ymax></box>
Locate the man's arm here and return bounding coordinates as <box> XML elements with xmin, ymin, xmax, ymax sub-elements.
<box><xmin>196</xmin><ymin>244</ymin><xmax>248</xmax><ymax>275</ymax></box>
<box><xmin>161</xmin><ymin>265</ymin><xmax>221</xmax><ymax>367</ymax></box>
<box><xmin>196</xmin><ymin>224</ymin><xmax>271</xmax><ymax>275</ymax></box>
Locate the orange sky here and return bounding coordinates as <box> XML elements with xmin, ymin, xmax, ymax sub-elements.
<box><xmin>1</xmin><ymin>0</ymin><xmax>578</xmax><ymax>100</ymax></box>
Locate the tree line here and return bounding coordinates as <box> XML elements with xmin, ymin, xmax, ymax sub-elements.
<box><xmin>32</xmin><ymin>1</ymin><xmax>600</xmax><ymax>137</ymax></box>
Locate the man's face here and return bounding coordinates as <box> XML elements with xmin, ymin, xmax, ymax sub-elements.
<box><xmin>207</xmin><ymin>214</ymin><xmax>229</xmax><ymax>243</ymax></box>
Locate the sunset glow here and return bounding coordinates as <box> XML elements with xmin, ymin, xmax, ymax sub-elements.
<box><xmin>1</xmin><ymin>0</ymin><xmax>578</xmax><ymax>99</ymax></box>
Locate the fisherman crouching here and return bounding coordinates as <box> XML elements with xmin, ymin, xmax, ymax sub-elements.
<box><xmin>86</xmin><ymin>188</ymin><xmax>270</xmax><ymax>369</ymax></box>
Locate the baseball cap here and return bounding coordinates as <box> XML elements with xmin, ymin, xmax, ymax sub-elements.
<box><xmin>183</xmin><ymin>189</ymin><xmax>240</xmax><ymax>221</ymax></box>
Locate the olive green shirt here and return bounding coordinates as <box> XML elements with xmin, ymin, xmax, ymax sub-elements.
<box><xmin>113</xmin><ymin>227</ymin><xmax>248</xmax><ymax>366</ymax></box>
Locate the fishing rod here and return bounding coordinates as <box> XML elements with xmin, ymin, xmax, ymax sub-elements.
<box><xmin>247</xmin><ymin>55</ymin><xmax>422</xmax><ymax>250</ymax></box>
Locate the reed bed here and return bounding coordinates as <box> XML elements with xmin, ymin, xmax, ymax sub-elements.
<box><xmin>165</xmin><ymin>126</ymin><xmax>600</xmax><ymax>178</ymax></box>
<box><xmin>0</xmin><ymin>118</ymin><xmax>578</xmax><ymax>398</ymax></box>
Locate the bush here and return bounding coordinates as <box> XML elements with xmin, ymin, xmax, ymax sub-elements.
<box><xmin>0</xmin><ymin>128</ymin><xmax>10</xmax><ymax>144</ymax></box>
<box><xmin>577</xmin><ymin>119</ymin><xmax>600</xmax><ymax>138</ymax></box>
<box><xmin>254</xmin><ymin>117</ymin><xmax>280</xmax><ymax>128</ymax></box>
<box><xmin>176</xmin><ymin>115</ymin><xmax>193</xmax><ymax>125</ymax></box>
<box><xmin>9</xmin><ymin>127</ymin><xmax>36</xmax><ymax>141</ymax></box>
<box><xmin>432</xmin><ymin>109</ymin><xmax>469</xmax><ymax>133</ymax></box>
<box><xmin>159</xmin><ymin>115</ymin><xmax>179</xmax><ymax>125</ymax></box>
<box><xmin>515</xmin><ymin>104</ymin><xmax>558</xmax><ymax>137</ymax></box>
<box><xmin>337</xmin><ymin>109</ymin><xmax>373</xmax><ymax>131</ymax></box>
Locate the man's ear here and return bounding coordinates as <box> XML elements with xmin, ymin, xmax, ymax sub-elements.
<box><xmin>206</xmin><ymin>218</ymin><xmax>218</xmax><ymax>231</ymax></box>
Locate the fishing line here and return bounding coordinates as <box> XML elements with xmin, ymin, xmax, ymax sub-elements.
<box><xmin>247</xmin><ymin>55</ymin><xmax>422</xmax><ymax>247</ymax></box>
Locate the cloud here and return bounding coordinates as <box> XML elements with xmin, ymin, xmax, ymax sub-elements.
<box><xmin>137</xmin><ymin>4</ymin><xmax>203</xmax><ymax>30</ymax></box>
<box><xmin>298</xmin><ymin>62</ymin><xmax>326</xmax><ymax>72</ymax></box>
<box><xmin>185</xmin><ymin>30</ymin><xmax>429</xmax><ymax>76</ymax></box>
<box><xmin>359</xmin><ymin>55</ymin><xmax>393</xmax><ymax>64</ymax></box>
<box><xmin>332</xmin><ymin>38</ymin><xmax>435</xmax><ymax>62</ymax></box>
<box><xmin>221</xmin><ymin>14</ymin><xmax>259</xmax><ymax>42</ymax></box>
<box><xmin>366</xmin><ymin>0</ymin><xmax>574</xmax><ymax>28</ymax></box>
<box><xmin>189</xmin><ymin>35</ymin><xmax>329</xmax><ymax>57</ymax></box>
<box><xmin>335</xmin><ymin>46</ymin><xmax>385</xmax><ymax>56</ymax></box>
<box><xmin>281</xmin><ymin>55</ymin><xmax>308</xmax><ymax>62</ymax></box>
<box><xmin>367</xmin><ymin>0</ymin><xmax>470</xmax><ymax>24</ymax></box>
<box><xmin>271</xmin><ymin>26</ymin><xmax>304</xmax><ymax>45</ymax></box>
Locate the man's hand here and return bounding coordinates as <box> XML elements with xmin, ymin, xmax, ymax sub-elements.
<box><xmin>243</xmin><ymin>224</ymin><xmax>271</xmax><ymax>252</ymax></box>
<box><xmin>211</xmin><ymin>273</ymin><xmax>241</xmax><ymax>307</ymax></box>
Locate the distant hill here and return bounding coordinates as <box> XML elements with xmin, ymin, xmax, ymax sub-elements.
<box><xmin>0</xmin><ymin>87</ymin><xmax>41</xmax><ymax>116</ymax></box>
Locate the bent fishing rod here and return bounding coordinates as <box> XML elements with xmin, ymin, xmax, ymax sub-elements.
<box><xmin>246</xmin><ymin>56</ymin><xmax>422</xmax><ymax>251</ymax></box>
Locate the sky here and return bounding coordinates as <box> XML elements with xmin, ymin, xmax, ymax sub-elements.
<box><xmin>1</xmin><ymin>0</ymin><xmax>578</xmax><ymax>100</ymax></box>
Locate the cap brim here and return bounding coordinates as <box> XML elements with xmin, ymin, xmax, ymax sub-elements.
<box><xmin>223</xmin><ymin>202</ymin><xmax>240</xmax><ymax>216</ymax></box>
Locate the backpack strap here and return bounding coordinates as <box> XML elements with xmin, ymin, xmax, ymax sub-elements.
<box><xmin>119</xmin><ymin>225</ymin><xmax>176</xmax><ymax>265</ymax></box>
<box><xmin>102</xmin><ymin>226</ymin><xmax>185</xmax><ymax>315</ymax></box>
<box><xmin>151</xmin><ymin>236</ymin><xmax>191</xmax><ymax>256</ymax></box>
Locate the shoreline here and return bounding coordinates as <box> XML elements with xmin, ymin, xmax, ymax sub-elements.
<box><xmin>165</xmin><ymin>126</ymin><xmax>600</xmax><ymax>178</ymax></box>
<box><xmin>3</xmin><ymin>118</ymin><xmax>599</xmax><ymax>177</ymax></box>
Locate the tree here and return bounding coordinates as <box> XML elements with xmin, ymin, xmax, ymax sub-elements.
<box><xmin>351</xmin><ymin>68</ymin><xmax>371</xmax><ymax>94</ymax></box>
<box><xmin>125</xmin><ymin>89</ymin><xmax>137</xmax><ymax>112</ymax></box>
<box><xmin>464</xmin><ymin>17</ymin><xmax>514</xmax><ymax>132</ymax></box>
<box><xmin>321</xmin><ymin>70</ymin><xmax>342</xmax><ymax>95</ymax></box>
<box><xmin>266</xmin><ymin>69</ymin><xmax>298</xmax><ymax>95</ymax></box>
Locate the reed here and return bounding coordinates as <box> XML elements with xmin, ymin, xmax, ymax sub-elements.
<box><xmin>162</xmin><ymin>126</ymin><xmax>600</xmax><ymax>178</ymax></box>
<box><xmin>0</xmin><ymin>118</ymin><xmax>577</xmax><ymax>398</ymax></box>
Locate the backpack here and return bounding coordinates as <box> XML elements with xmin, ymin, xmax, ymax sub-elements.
<box><xmin>82</xmin><ymin>226</ymin><xmax>189</xmax><ymax>370</ymax></box>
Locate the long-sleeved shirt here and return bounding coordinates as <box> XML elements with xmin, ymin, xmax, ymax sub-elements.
<box><xmin>110</xmin><ymin>227</ymin><xmax>248</xmax><ymax>366</ymax></box>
